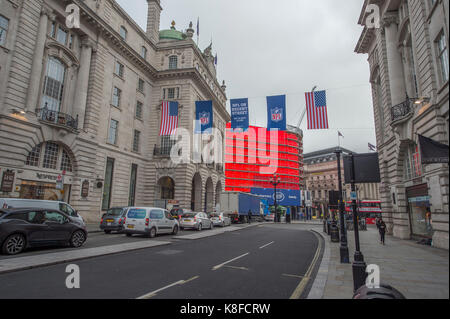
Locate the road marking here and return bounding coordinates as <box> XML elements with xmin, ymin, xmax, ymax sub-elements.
<box><xmin>259</xmin><ymin>241</ymin><xmax>275</xmax><ymax>249</ymax></box>
<box><xmin>289</xmin><ymin>231</ymin><xmax>322</xmax><ymax>299</ymax></box>
<box><xmin>224</xmin><ymin>265</ymin><xmax>249</xmax><ymax>271</ymax></box>
<box><xmin>180</xmin><ymin>276</ymin><xmax>200</xmax><ymax>285</ymax></box>
<box><xmin>282</xmin><ymin>274</ymin><xmax>305</xmax><ymax>279</ymax></box>
<box><xmin>212</xmin><ymin>253</ymin><xmax>250</xmax><ymax>271</ymax></box>
<box><xmin>137</xmin><ymin>276</ymin><xmax>200</xmax><ymax>299</ymax></box>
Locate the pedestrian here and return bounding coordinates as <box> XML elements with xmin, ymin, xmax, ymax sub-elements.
<box><xmin>376</xmin><ymin>216</ymin><xmax>381</xmax><ymax>230</ymax></box>
<box><xmin>248</xmin><ymin>210</ymin><xmax>251</xmax><ymax>224</ymax></box>
<box><xmin>379</xmin><ymin>218</ymin><xmax>387</xmax><ymax>245</ymax></box>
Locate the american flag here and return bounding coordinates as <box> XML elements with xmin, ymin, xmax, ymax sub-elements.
<box><xmin>159</xmin><ymin>101</ymin><xmax>179</xmax><ymax>136</ymax></box>
<box><xmin>306</xmin><ymin>90</ymin><xmax>329</xmax><ymax>130</ymax></box>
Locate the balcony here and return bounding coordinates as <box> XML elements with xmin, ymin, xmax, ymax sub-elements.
<box><xmin>391</xmin><ymin>98</ymin><xmax>414</xmax><ymax>124</ymax></box>
<box><xmin>153</xmin><ymin>145</ymin><xmax>172</xmax><ymax>157</ymax></box>
<box><xmin>36</xmin><ymin>108</ymin><xmax>78</xmax><ymax>131</ymax></box>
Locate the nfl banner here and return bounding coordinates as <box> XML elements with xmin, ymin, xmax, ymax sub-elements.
<box><xmin>230</xmin><ymin>98</ymin><xmax>249</xmax><ymax>131</ymax></box>
<box><xmin>267</xmin><ymin>95</ymin><xmax>286</xmax><ymax>131</ymax></box>
<box><xmin>195</xmin><ymin>100</ymin><xmax>213</xmax><ymax>134</ymax></box>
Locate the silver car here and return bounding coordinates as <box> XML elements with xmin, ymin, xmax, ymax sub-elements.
<box><xmin>180</xmin><ymin>212</ymin><xmax>213</xmax><ymax>231</ymax></box>
<box><xmin>209</xmin><ymin>212</ymin><xmax>231</xmax><ymax>227</ymax></box>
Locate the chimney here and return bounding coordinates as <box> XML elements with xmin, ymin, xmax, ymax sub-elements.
<box><xmin>146</xmin><ymin>0</ymin><xmax>162</xmax><ymax>44</ymax></box>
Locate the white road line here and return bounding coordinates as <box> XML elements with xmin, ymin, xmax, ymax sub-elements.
<box><xmin>212</xmin><ymin>253</ymin><xmax>250</xmax><ymax>271</ymax></box>
<box><xmin>137</xmin><ymin>280</ymin><xmax>185</xmax><ymax>299</ymax></box>
<box><xmin>259</xmin><ymin>241</ymin><xmax>275</xmax><ymax>249</ymax></box>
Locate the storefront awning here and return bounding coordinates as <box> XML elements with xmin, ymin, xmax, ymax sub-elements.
<box><xmin>418</xmin><ymin>135</ymin><xmax>449</xmax><ymax>164</ymax></box>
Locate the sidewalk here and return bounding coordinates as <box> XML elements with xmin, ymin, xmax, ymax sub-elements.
<box><xmin>316</xmin><ymin>226</ymin><xmax>449</xmax><ymax>299</ymax></box>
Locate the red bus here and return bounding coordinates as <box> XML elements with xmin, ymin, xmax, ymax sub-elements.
<box><xmin>345</xmin><ymin>200</ymin><xmax>382</xmax><ymax>225</ymax></box>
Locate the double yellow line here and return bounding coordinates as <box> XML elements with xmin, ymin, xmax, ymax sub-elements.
<box><xmin>289</xmin><ymin>231</ymin><xmax>322</xmax><ymax>299</ymax></box>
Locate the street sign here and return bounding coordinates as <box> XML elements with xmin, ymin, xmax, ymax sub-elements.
<box><xmin>350</xmin><ymin>191</ymin><xmax>357</xmax><ymax>201</ymax></box>
<box><xmin>1</xmin><ymin>170</ymin><xmax>15</xmax><ymax>192</ymax></box>
<box><xmin>56</xmin><ymin>174</ymin><xmax>64</xmax><ymax>190</ymax></box>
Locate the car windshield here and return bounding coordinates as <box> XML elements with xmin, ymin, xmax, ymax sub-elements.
<box><xmin>182</xmin><ymin>213</ymin><xmax>196</xmax><ymax>218</ymax></box>
<box><xmin>106</xmin><ymin>208</ymin><xmax>124</xmax><ymax>216</ymax></box>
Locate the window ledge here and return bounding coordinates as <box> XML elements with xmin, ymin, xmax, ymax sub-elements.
<box><xmin>106</xmin><ymin>142</ymin><xmax>119</xmax><ymax>148</ymax></box>
<box><xmin>437</xmin><ymin>80</ymin><xmax>449</xmax><ymax>95</ymax></box>
<box><xmin>110</xmin><ymin>104</ymin><xmax>122</xmax><ymax>111</ymax></box>
<box><xmin>136</xmin><ymin>89</ymin><xmax>145</xmax><ymax>96</ymax></box>
<box><xmin>113</xmin><ymin>73</ymin><xmax>124</xmax><ymax>81</ymax></box>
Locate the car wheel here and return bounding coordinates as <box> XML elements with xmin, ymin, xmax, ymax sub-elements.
<box><xmin>104</xmin><ymin>230</ymin><xmax>111</xmax><ymax>234</ymax></box>
<box><xmin>172</xmin><ymin>225</ymin><xmax>179</xmax><ymax>235</ymax></box>
<box><xmin>149</xmin><ymin>227</ymin><xmax>157</xmax><ymax>238</ymax></box>
<box><xmin>70</xmin><ymin>230</ymin><xmax>86</xmax><ymax>248</ymax></box>
<box><xmin>2</xmin><ymin>233</ymin><xmax>26</xmax><ymax>255</ymax></box>
<box><xmin>126</xmin><ymin>233</ymin><xmax>132</xmax><ymax>237</ymax></box>
<box><xmin>198</xmin><ymin>223</ymin><xmax>202</xmax><ymax>231</ymax></box>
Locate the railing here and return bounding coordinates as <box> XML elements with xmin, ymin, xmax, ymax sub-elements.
<box><xmin>153</xmin><ymin>145</ymin><xmax>172</xmax><ymax>157</ymax></box>
<box><xmin>391</xmin><ymin>98</ymin><xmax>414</xmax><ymax>123</ymax></box>
<box><xmin>36</xmin><ymin>108</ymin><xmax>78</xmax><ymax>131</ymax></box>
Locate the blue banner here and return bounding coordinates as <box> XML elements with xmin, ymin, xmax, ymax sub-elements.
<box><xmin>267</xmin><ymin>95</ymin><xmax>286</xmax><ymax>131</ymax></box>
<box><xmin>250</xmin><ymin>188</ymin><xmax>301</xmax><ymax>207</ymax></box>
<box><xmin>195</xmin><ymin>101</ymin><xmax>213</xmax><ymax>134</ymax></box>
<box><xmin>230</xmin><ymin>98</ymin><xmax>249</xmax><ymax>131</ymax></box>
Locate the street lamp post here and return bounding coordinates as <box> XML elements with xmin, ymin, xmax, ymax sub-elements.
<box><xmin>335</xmin><ymin>149</ymin><xmax>350</xmax><ymax>263</ymax></box>
<box><xmin>270</xmin><ymin>174</ymin><xmax>281</xmax><ymax>223</ymax></box>
<box><xmin>349</xmin><ymin>153</ymin><xmax>367</xmax><ymax>291</ymax></box>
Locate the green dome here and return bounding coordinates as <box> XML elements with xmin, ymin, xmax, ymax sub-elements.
<box><xmin>159</xmin><ymin>28</ymin><xmax>185</xmax><ymax>41</ymax></box>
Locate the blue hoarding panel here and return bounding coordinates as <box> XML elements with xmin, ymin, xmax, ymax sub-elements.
<box><xmin>250</xmin><ymin>188</ymin><xmax>301</xmax><ymax>207</ymax></box>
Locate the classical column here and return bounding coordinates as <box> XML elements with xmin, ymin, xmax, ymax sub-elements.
<box><xmin>26</xmin><ymin>6</ymin><xmax>54</xmax><ymax>112</ymax></box>
<box><xmin>383</xmin><ymin>13</ymin><xmax>406</xmax><ymax>106</ymax></box>
<box><xmin>73</xmin><ymin>36</ymin><xmax>95</xmax><ymax>130</ymax></box>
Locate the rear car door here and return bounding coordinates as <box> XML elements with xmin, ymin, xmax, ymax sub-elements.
<box><xmin>4</xmin><ymin>211</ymin><xmax>48</xmax><ymax>245</ymax></box>
<box><xmin>149</xmin><ymin>209</ymin><xmax>164</xmax><ymax>233</ymax></box>
<box><xmin>126</xmin><ymin>209</ymin><xmax>147</xmax><ymax>231</ymax></box>
<box><xmin>43</xmin><ymin>211</ymin><xmax>73</xmax><ymax>242</ymax></box>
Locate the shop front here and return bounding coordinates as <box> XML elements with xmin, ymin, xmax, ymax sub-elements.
<box><xmin>406</xmin><ymin>184</ymin><xmax>433</xmax><ymax>239</ymax></box>
<box><xmin>17</xmin><ymin>170</ymin><xmax>73</xmax><ymax>203</ymax></box>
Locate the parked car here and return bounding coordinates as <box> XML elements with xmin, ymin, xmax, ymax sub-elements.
<box><xmin>100</xmin><ymin>207</ymin><xmax>129</xmax><ymax>234</ymax></box>
<box><xmin>179</xmin><ymin>212</ymin><xmax>213</xmax><ymax>231</ymax></box>
<box><xmin>0</xmin><ymin>208</ymin><xmax>87</xmax><ymax>255</ymax></box>
<box><xmin>264</xmin><ymin>214</ymin><xmax>275</xmax><ymax>222</ymax></box>
<box><xmin>169</xmin><ymin>208</ymin><xmax>192</xmax><ymax>220</ymax></box>
<box><xmin>123</xmin><ymin>207</ymin><xmax>179</xmax><ymax>238</ymax></box>
<box><xmin>209</xmin><ymin>212</ymin><xmax>231</xmax><ymax>227</ymax></box>
<box><xmin>0</xmin><ymin>198</ymin><xmax>85</xmax><ymax>225</ymax></box>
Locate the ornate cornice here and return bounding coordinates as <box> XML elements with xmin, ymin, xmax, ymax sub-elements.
<box><xmin>382</xmin><ymin>12</ymin><xmax>399</xmax><ymax>28</ymax></box>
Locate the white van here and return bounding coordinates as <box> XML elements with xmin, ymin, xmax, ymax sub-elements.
<box><xmin>124</xmin><ymin>207</ymin><xmax>179</xmax><ymax>238</ymax></box>
<box><xmin>0</xmin><ymin>198</ymin><xmax>85</xmax><ymax>225</ymax></box>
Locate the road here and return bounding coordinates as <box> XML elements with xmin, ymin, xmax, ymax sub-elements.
<box><xmin>0</xmin><ymin>223</ymin><xmax>321</xmax><ymax>299</ymax></box>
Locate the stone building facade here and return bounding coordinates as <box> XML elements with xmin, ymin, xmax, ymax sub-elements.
<box><xmin>0</xmin><ymin>0</ymin><xmax>230</xmax><ymax>222</ymax></box>
<box><xmin>355</xmin><ymin>0</ymin><xmax>449</xmax><ymax>249</ymax></box>
<box><xmin>304</xmin><ymin>147</ymin><xmax>381</xmax><ymax>217</ymax></box>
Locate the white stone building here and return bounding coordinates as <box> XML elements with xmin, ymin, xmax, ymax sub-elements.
<box><xmin>355</xmin><ymin>0</ymin><xmax>449</xmax><ymax>249</ymax></box>
<box><xmin>0</xmin><ymin>0</ymin><xmax>230</xmax><ymax>222</ymax></box>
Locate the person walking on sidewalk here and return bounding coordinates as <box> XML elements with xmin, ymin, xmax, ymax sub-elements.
<box><xmin>379</xmin><ymin>218</ymin><xmax>387</xmax><ymax>245</ymax></box>
<box><xmin>247</xmin><ymin>210</ymin><xmax>252</xmax><ymax>224</ymax></box>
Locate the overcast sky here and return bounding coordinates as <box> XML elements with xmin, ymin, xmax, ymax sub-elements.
<box><xmin>116</xmin><ymin>0</ymin><xmax>375</xmax><ymax>154</ymax></box>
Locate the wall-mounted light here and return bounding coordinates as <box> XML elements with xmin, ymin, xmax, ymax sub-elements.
<box><xmin>10</xmin><ymin>108</ymin><xmax>26</xmax><ymax>115</ymax></box>
<box><xmin>414</xmin><ymin>97</ymin><xmax>430</xmax><ymax>105</ymax></box>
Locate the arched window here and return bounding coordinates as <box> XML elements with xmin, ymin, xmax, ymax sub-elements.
<box><xmin>119</xmin><ymin>26</ymin><xmax>127</xmax><ymax>41</ymax></box>
<box><xmin>169</xmin><ymin>55</ymin><xmax>178</xmax><ymax>69</ymax></box>
<box><xmin>25</xmin><ymin>142</ymin><xmax>73</xmax><ymax>173</ymax></box>
<box><xmin>41</xmin><ymin>57</ymin><xmax>66</xmax><ymax>111</ymax></box>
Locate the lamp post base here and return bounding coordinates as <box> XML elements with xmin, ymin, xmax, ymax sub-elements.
<box><xmin>352</xmin><ymin>252</ymin><xmax>367</xmax><ymax>292</ymax></box>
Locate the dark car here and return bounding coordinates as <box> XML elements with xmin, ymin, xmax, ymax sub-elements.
<box><xmin>0</xmin><ymin>208</ymin><xmax>87</xmax><ymax>255</ymax></box>
<box><xmin>169</xmin><ymin>208</ymin><xmax>192</xmax><ymax>221</ymax></box>
<box><xmin>100</xmin><ymin>207</ymin><xmax>129</xmax><ymax>234</ymax></box>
